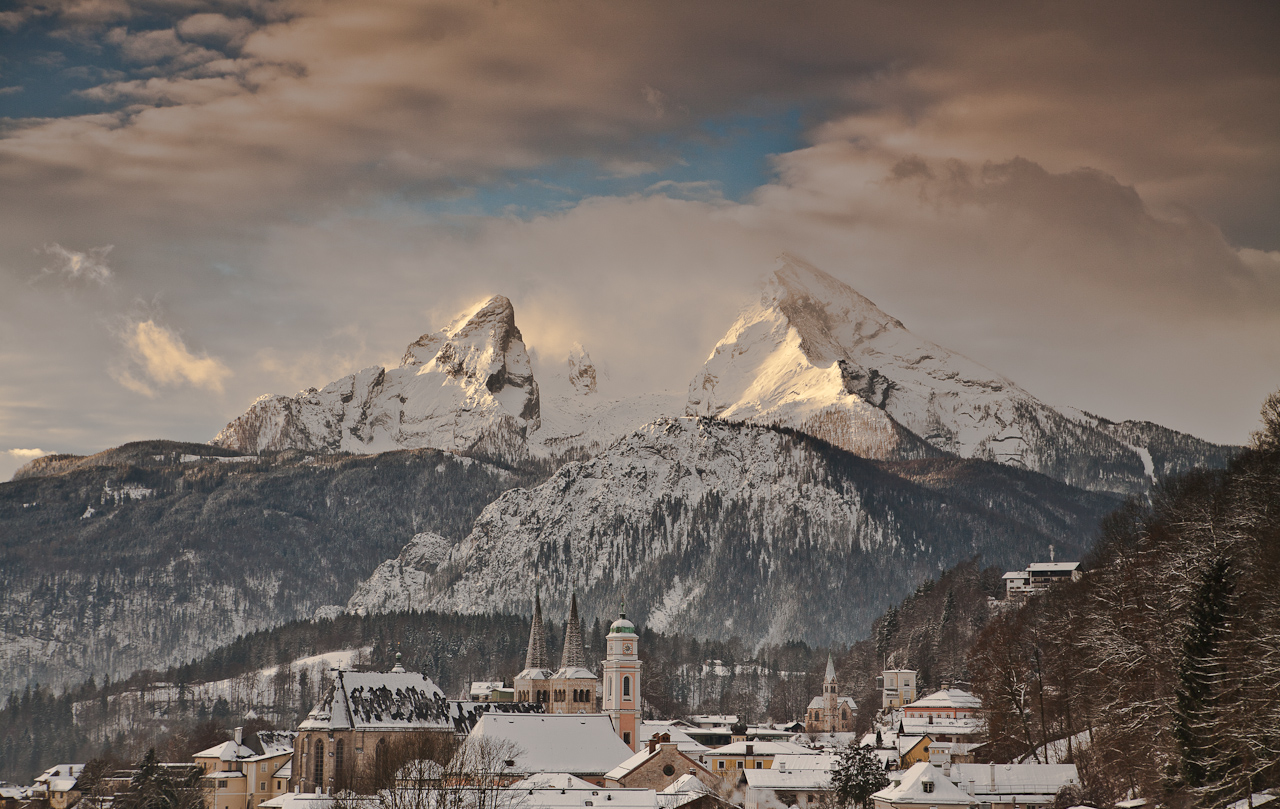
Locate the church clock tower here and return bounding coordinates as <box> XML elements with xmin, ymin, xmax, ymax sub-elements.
<box><xmin>603</xmin><ymin>604</ymin><xmax>642</xmax><ymax>751</ymax></box>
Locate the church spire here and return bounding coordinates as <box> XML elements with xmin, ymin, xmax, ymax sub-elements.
<box><xmin>559</xmin><ymin>593</ymin><xmax>587</xmax><ymax>670</ymax></box>
<box><xmin>825</xmin><ymin>654</ymin><xmax>837</xmax><ymax>683</ymax></box>
<box><xmin>525</xmin><ymin>590</ymin><xmax>550</xmax><ymax>670</ymax></box>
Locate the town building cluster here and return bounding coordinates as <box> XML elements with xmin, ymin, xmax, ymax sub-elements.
<box><xmin>5</xmin><ymin>588</ymin><xmax>1092</xmax><ymax>809</ymax></box>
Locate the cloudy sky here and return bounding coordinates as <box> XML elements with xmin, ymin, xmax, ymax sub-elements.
<box><xmin>2</xmin><ymin>0</ymin><xmax>1278</xmax><ymax>479</ymax></box>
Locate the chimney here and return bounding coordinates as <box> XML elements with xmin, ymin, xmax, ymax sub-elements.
<box><xmin>234</xmin><ymin>727</ymin><xmax>243</xmax><ymax>746</ymax></box>
<box><xmin>989</xmin><ymin>763</ymin><xmax>996</xmax><ymax>789</ymax></box>
<box><xmin>649</xmin><ymin>737</ymin><xmax>658</xmax><ymax>754</ymax></box>
<box><xmin>745</xmin><ymin>744</ymin><xmax>753</xmax><ymax>756</ymax></box>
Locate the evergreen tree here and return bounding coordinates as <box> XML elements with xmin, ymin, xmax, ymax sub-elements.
<box><xmin>830</xmin><ymin>744</ymin><xmax>888</xmax><ymax>809</ymax></box>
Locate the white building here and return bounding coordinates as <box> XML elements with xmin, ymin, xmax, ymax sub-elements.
<box><xmin>1004</xmin><ymin>562</ymin><xmax>1081</xmax><ymax>599</ymax></box>
<box><xmin>878</xmin><ymin>670</ymin><xmax>917</xmax><ymax>709</ymax></box>
<box><xmin>467</xmin><ymin>713</ymin><xmax>635</xmax><ymax>786</ymax></box>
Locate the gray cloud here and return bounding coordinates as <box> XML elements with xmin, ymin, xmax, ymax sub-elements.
<box><xmin>0</xmin><ymin>0</ymin><xmax>1276</xmax><ymax>464</ymax></box>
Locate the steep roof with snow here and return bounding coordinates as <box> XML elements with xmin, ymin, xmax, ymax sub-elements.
<box><xmin>299</xmin><ymin>669</ymin><xmax>451</xmax><ymax>731</ymax></box>
<box><xmin>907</xmin><ymin>689</ymin><xmax>982</xmax><ymax>711</ymax></box>
<box><xmin>873</xmin><ymin>763</ymin><xmax>974</xmax><ymax>806</ymax></box>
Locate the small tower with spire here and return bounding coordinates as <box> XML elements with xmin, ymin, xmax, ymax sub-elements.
<box><xmin>515</xmin><ymin>590</ymin><xmax>553</xmax><ymax>704</ymax></box>
<box><xmin>550</xmin><ymin>593</ymin><xmax>598</xmax><ymax>714</ymax></box>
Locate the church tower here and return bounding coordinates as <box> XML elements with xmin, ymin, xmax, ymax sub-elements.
<box><xmin>823</xmin><ymin>654</ymin><xmax>838</xmax><ymax>730</ymax></box>
<box><xmin>602</xmin><ymin>603</ymin><xmax>642</xmax><ymax>751</ymax></box>
<box><xmin>514</xmin><ymin>591</ymin><xmax>553</xmax><ymax>704</ymax></box>
<box><xmin>550</xmin><ymin>593</ymin><xmax>598</xmax><ymax>714</ymax></box>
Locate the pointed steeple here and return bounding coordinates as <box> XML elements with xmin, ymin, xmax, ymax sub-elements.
<box><xmin>525</xmin><ymin>590</ymin><xmax>550</xmax><ymax>670</ymax></box>
<box><xmin>825</xmin><ymin>654</ymin><xmax>837</xmax><ymax>683</ymax></box>
<box><xmin>559</xmin><ymin>593</ymin><xmax>587</xmax><ymax>670</ymax></box>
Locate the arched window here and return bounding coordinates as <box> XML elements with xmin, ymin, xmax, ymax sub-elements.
<box><xmin>335</xmin><ymin>740</ymin><xmax>344</xmax><ymax>784</ymax></box>
<box><xmin>623</xmin><ymin>676</ymin><xmax>631</xmax><ymax>697</ymax></box>
<box><xmin>607</xmin><ymin>679</ymin><xmax>612</xmax><ymax>697</ymax></box>
<box><xmin>313</xmin><ymin>740</ymin><xmax>324</xmax><ymax>787</ymax></box>
<box><xmin>375</xmin><ymin>738</ymin><xmax>387</xmax><ymax>777</ymax></box>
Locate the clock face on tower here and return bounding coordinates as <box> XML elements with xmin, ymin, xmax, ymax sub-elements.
<box><xmin>623</xmin><ymin>643</ymin><xmax>632</xmax><ymax>653</ymax></box>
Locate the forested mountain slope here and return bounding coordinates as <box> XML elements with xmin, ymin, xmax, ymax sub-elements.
<box><xmin>0</xmin><ymin>442</ymin><xmax>541</xmax><ymax>697</ymax></box>
<box><xmin>351</xmin><ymin>417</ymin><xmax>1119</xmax><ymax>646</ymax></box>
<box><xmin>969</xmin><ymin>395</ymin><xmax>1280</xmax><ymax>808</ymax></box>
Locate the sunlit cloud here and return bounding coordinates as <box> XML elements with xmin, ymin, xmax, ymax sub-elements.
<box><xmin>38</xmin><ymin>243</ymin><xmax>113</xmax><ymax>284</ymax></box>
<box><xmin>6</xmin><ymin>448</ymin><xmax>50</xmax><ymax>459</ymax></box>
<box><xmin>113</xmin><ymin>318</ymin><xmax>231</xmax><ymax>397</ymax></box>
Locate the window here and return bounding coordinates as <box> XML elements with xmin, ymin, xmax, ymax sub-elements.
<box><xmin>217</xmin><ymin>781</ymin><xmax>227</xmax><ymax>789</ymax></box>
<box><xmin>375</xmin><ymin>739</ymin><xmax>387</xmax><ymax>776</ymax></box>
<box><xmin>622</xmin><ymin>677</ymin><xmax>631</xmax><ymax>697</ymax></box>
<box><xmin>755</xmin><ymin>762</ymin><xmax>763</xmax><ymax>769</ymax></box>
<box><xmin>623</xmin><ymin>732</ymin><xmax>631</xmax><ymax>745</ymax></box>
<box><xmin>922</xmin><ymin>781</ymin><xmax>934</xmax><ymax>794</ymax></box>
<box><xmin>717</xmin><ymin>761</ymin><xmax>725</xmax><ymax>770</ymax></box>
<box><xmin>663</xmin><ymin>765</ymin><xmax>675</xmax><ymax>777</ymax></box>
<box><xmin>260</xmin><ymin>783</ymin><xmax>266</xmax><ymax>792</ymax></box>
<box><xmin>335</xmin><ymin>740</ymin><xmax>344</xmax><ymax>775</ymax></box>
<box><xmin>737</xmin><ymin>761</ymin><xmax>744</xmax><ymax>769</ymax></box>
<box><xmin>314</xmin><ymin>740</ymin><xmax>324</xmax><ymax>786</ymax></box>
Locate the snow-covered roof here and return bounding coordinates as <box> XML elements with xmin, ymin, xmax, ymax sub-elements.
<box><xmin>661</xmin><ymin>775</ymin><xmax>712</xmax><ymax>796</ymax></box>
<box><xmin>274</xmin><ymin>760</ymin><xmax>293</xmax><ymax>779</ymax></box>
<box><xmin>873</xmin><ymin>763</ymin><xmax>973</xmax><ymax>806</ymax></box>
<box><xmin>743</xmin><ymin>769</ymin><xmax>830</xmax><ymax>791</ymax></box>
<box><xmin>806</xmin><ymin>696</ymin><xmax>856</xmax><ymax>710</ymax></box>
<box><xmin>1002</xmin><ymin>571</ymin><xmax>1029</xmax><ymax>580</ymax></box>
<box><xmin>1027</xmin><ymin>562</ymin><xmax>1080</xmax><ymax>572</ymax></box>
<box><xmin>517</xmin><ymin>668</ymin><xmax>554</xmax><ymax>681</ymax></box>
<box><xmin>553</xmin><ymin>667</ymin><xmax>597</xmax><ymax>680</ymax></box>
<box><xmin>950</xmin><ymin>763</ymin><xmax>1079</xmax><ymax>797</ymax></box>
<box><xmin>469</xmin><ymin>714</ymin><xmax>635</xmax><ymax>776</ymax></box>
<box><xmin>906</xmin><ymin>689</ymin><xmax>982</xmax><ymax>711</ymax></box>
<box><xmin>1226</xmin><ymin>792</ymin><xmax>1278</xmax><ymax>809</ymax></box>
<box><xmin>35</xmin><ymin>765</ymin><xmax>84</xmax><ymax>784</ymax></box>
<box><xmin>300</xmin><ymin>670</ymin><xmax>451</xmax><ymax>731</ymax></box>
<box><xmin>515</xmin><ymin>773</ymin><xmax>598</xmax><ymax>791</ymax></box>
<box><xmin>258</xmin><ymin>792</ymin><xmax>336</xmax><ymax>809</ymax></box>
<box><xmin>47</xmin><ymin>779</ymin><xmax>79</xmax><ymax>793</ymax></box>
<box><xmin>772</xmin><ymin>754</ymin><xmax>836</xmax><ymax>772</ymax></box>
<box><xmin>639</xmin><ymin>722</ymin><xmax>709</xmax><ymax>754</ymax></box>
<box><xmin>707</xmin><ymin>741</ymin><xmax>810</xmax><ymax>757</ymax></box>
<box><xmin>605</xmin><ymin>743</ymin><xmax>708</xmax><ymax>782</ymax></box>
<box><xmin>471</xmin><ymin>681</ymin><xmax>505</xmax><ymax>696</ymax></box>
<box><xmin>686</xmin><ymin>715</ymin><xmax>737</xmax><ymax>728</ymax></box>
<box><xmin>196</xmin><ymin>731</ymin><xmax>297</xmax><ymax>761</ymax></box>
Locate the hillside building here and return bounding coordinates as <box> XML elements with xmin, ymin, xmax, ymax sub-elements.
<box><xmin>878</xmin><ymin>669</ymin><xmax>917</xmax><ymax>709</ymax></box>
<box><xmin>1003</xmin><ymin>562</ymin><xmax>1081</xmax><ymax>599</ymax></box>
<box><xmin>804</xmin><ymin>656</ymin><xmax>856</xmax><ymax>734</ymax></box>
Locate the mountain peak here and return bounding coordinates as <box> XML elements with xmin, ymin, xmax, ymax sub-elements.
<box><xmin>764</xmin><ymin>254</ymin><xmax>905</xmax><ymax>365</ymax></box>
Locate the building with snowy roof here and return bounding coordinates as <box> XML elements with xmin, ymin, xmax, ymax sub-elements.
<box><xmin>1004</xmin><ymin>562</ymin><xmax>1081</xmax><ymax>599</ymax></box>
<box><xmin>742</xmin><ymin>765</ymin><xmax>833</xmax><ymax>809</ymax></box>
<box><xmin>603</xmin><ymin>736</ymin><xmax>716</xmax><ymax>791</ymax></box>
<box><xmin>294</xmin><ymin>658</ymin><xmax>455</xmax><ymax>794</ymax></box>
<box><xmin>872</xmin><ymin>762</ymin><xmax>976</xmax><ymax>809</ymax></box>
<box><xmin>517</xmin><ymin>593</ymin><xmax>600</xmax><ymax>716</ymax></box>
<box><xmin>804</xmin><ymin>656</ymin><xmax>856</xmax><ymax>734</ymax></box>
<box><xmin>878</xmin><ymin>670</ymin><xmax>917</xmax><ymax>709</ymax></box>
<box><xmin>195</xmin><ymin>727</ymin><xmax>296</xmax><ymax>809</ymax></box>
<box><xmin>948</xmin><ymin>763</ymin><xmax>1079</xmax><ymax>809</ymax></box>
<box><xmin>468</xmin><ymin>713</ymin><xmax>636</xmax><ymax>786</ymax></box>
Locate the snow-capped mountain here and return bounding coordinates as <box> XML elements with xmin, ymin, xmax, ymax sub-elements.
<box><xmin>687</xmin><ymin>255</ymin><xmax>1230</xmax><ymax>495</ymax></box>
<box><xmin>213</xmin><ymin>296</ymin><xmax>541</xmax><ymax>460</ymax></box>
<box><xmin>347</xmin><ymin>417</ymin><xmax>1118</xmax><ymax>646</ymax></box>
<box><xmin>214</xmin><ymin>301</ymin><xmax>678</xmax><ymax>462</ymax></box>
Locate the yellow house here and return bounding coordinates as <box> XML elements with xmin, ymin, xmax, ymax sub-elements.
<box><xmin>195</xmin><ymin>728</ymin><xmax>296</xmax><ymax>809</ymax></box>
<box><xmin>705</xmin><ymin>741</ymin><xmax>812</xmax><ymax>778</ymax></box>
<box><xmin>897</xmin><ymin>736</ymin><xmax>934</xmax><ymax>769</ymax></box>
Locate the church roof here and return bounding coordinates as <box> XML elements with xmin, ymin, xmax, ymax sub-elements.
<box><xmin>806</xmin><ymin>696</ymin><xmax>856</xmax><ymax>711</ymax></box>
<box><xmin>526</xmin><ymin>591</ymin><xmax>551</xmax><ymax>670</ymax></box>
<box><xmin>298</xmin><ymin>670</ymin><xmax>452</xmax><ymax>731</ymax></box>
<box><xmin>559</xmin><ymin>593</ymin><xmax>589</xmax><ymax>669</ymax></box>
<box><xmin>552</xmin><ymin>666</ymin><xmax>597</xmax><ymax>680</ymax></box>
<box><xmin>825</xmin><ymin>655</ymin><xmax>836</xmax><ymax>682</ymax></box>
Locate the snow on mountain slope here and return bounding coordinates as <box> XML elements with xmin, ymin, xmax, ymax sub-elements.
<box><xmin>529</xmin><ymin>342</ymin><xmax>681</xmax><ymax>458</ymax></box>
<box><xmin>348</xmin><ymin>417</ymin><xmax>1115</xmax><ymax>646</ymax></box>
<box><xmin>213</xmin><ymin>296</ymin><xmax>541</xmax><ymax>461</ymax></box>
<box><xmin>688</xmin><ymin>255</ymin><xmax>1165</xmax><ymax>495</ymax></box>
